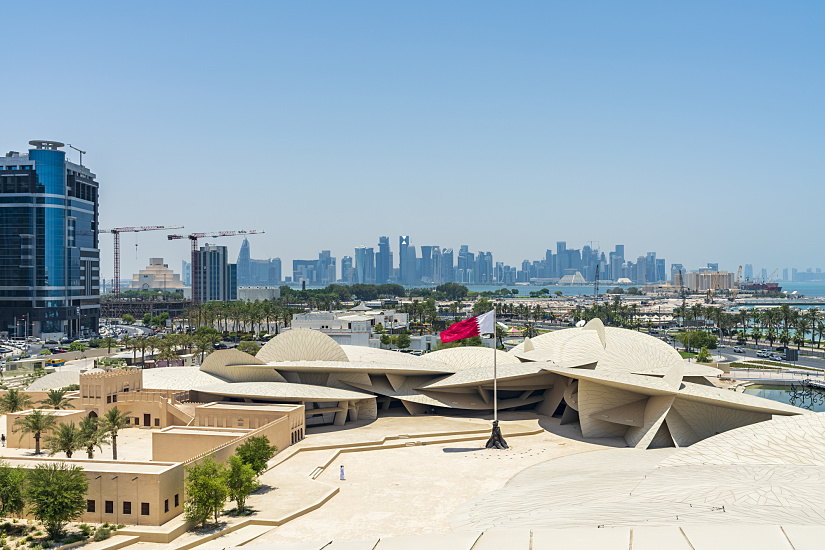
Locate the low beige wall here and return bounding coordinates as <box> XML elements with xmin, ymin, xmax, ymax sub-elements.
<box><xmin>184</xmin><ymin>416</ymin><xmax>291</xmax><ymax>466</ymax></box>
<box><xmin>152</xmin><ymin>427</ymin><xmax>249</xmax><ymax>462</ymax></box>
<box><xmin>5</xmin><ymin>409</ymin><xmax>88</xmax><ymax>449</ymax></box>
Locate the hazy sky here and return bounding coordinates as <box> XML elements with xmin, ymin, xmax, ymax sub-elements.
<box><xmin>2</xmin><ymin>1</ymin><xmax>823</xmax><ymax>280</ymax></box>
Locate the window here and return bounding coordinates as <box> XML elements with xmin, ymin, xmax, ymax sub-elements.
<box><xmin>141</xmin><ymin>503</ymin><xmax>149</xmax><ymax>516</ymax></box>
<box><xmin>164</xmin><ymin>499</ymin><xmax>169</xmax><ymax>513</ymax></box>
<box><xmin>134</xmin><ymin>417</ymin><xmax>139</xmax><ymax>425</ymax></box>
<box><xmin>87</xmin><ymin>500</ymin><xmax>95</xmax><ymax>513</ymax></box>
<box><xmin>107</xmin><ymin>396</ymin><xmax>111</xmax><ymax>404</ymax></box>
<box><xmin>105</xmin><ymin>501</ymin><xmax>113</xmax><ymax>514</ymax></box>
<box><xmin>154</xmin><ymin>418</ymin><xmax>160</xmax><ymax>427</ymax></box>
<box><xmin>174</xmin><ymin>494</ymin><xmax>179</xmax><ymax>507</ymax></box>
<box><xmin>123</xmin><ymin>501</ymin><xmax>131</xmax><ymax>515</ymax></box>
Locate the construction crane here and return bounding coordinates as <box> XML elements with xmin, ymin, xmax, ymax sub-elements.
<box><xmin>730</xmin><ymin>266</ymin><xmax>742</xmax><ymax>302</ymax></box>
<box><xmin>168</xmin><ymin>230</ymin><xmax>264</xmax><ymax>304</ymax></box>
<box><xmin>767</xmin><ymin>268</ymin><xmax>779</xmax><ymax>284</ymax></box>
<box><xmin>102</xmin><ymin>226</ymin><xmax>184</xmax><ymax>298</ymax></box>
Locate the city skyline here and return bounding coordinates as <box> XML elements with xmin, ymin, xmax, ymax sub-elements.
<box><xmin>227</xmin><ymin>235</ymin><xmax>819</xmax><ymax>288</ymax></box>
<box><xmin>2</xmin><ymin>3</ymin><xmax>822</xmax><ymax>279</ymax></box>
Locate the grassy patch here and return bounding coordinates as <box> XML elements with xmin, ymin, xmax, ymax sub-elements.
<box><xmin>678</xmin><ymin>351</ymin><xmax>696</xmax><ymax>359</ymax></box>
<box><xmin>730</xmin><ymin>362</ymin><xmax>782</xmax><ymax>370</ymax></box>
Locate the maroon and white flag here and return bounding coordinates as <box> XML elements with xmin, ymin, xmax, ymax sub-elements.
<box><xmin>439</xmin><ymin>310</ymin><xmax>495</xmax><ymax>343</ymax></box>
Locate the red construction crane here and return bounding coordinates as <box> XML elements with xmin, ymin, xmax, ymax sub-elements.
<box><xmin>167</xmin><ymin>230</ymin><xmax>264</xmax><ymax>304</ymax></box>
<box><xmin>102</xmin><ymin>226</ymin><xmax>184</xmax><ymax>298</ymax></box>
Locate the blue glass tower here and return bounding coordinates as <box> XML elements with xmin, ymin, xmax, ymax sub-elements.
<box><xmin>0</xmin><ymin>141</ymin><xmax>99</xmax><ymax>338</ymax></box>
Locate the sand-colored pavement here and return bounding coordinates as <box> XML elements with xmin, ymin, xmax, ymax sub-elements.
<box><xmin>251</xmin><ymin>412</ymin><xmax>620</xmax><ymax>545</ymax></box>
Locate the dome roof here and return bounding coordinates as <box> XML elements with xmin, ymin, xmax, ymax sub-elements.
<box><xmin>257</xmin><ymin>329</ymin><xmax>349</xmax><ymax>363</ymax></box>
<box><xmin>510</xmin><ymin>324</ymin><xmax>683</xmax><ymax>375</ymax></box>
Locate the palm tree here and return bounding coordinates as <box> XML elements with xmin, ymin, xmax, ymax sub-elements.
<box><xmin>79</xmin><ymin>416</ymin><xmax>110</xmax><ymax>459</ymax></box>
<box><xmin>39</xmin><ymin>389</ymin><xmax>74</xmax><ymax>410</ymax></box>
<box><xmin>136</xmin><ymin>337</ymin><xmax>149</xmax><ymax>366</ymax></box>
<box><xmin>751</xmin><ymin>327</ymin><xmax>762</xmax><ymax>349</ymax></box>
<box><xmin>797</xmin><ymin>319</ymin><xmax>810</xmax><ymax>350</ymax></box>
<box><xmin>103</xmin><ymin>406</ymin><xmax>132</xmax><ymax>460</ymax></box>
<box><xmin>765</xmin><ymin>327</ymin><xmax>777</xmax><ymax>350</ymax></box>
<box><xmin>780</xmin><ymin>303</ymin><xmax>793</xmax><ymax>331</ymax></box>
<box><xmin>103</xmin><ymin>335</ymin><xmax>117</xmax><ymax>354</ymax></box>
<box><xmin>46</xmin><ymin>422</ymin><xmax>82</xmax><ymax>458</ymax></box>
<box><xmin>806</xmin><ymin>309</ymin><xmax>820</xmax><ymax>346</ymax></box>
<box><xmin>779</xmin><ymin>329</ymin><xmax>791</xmax><ymax>349</ymax></box>
<box><xmin>817</xmin><ymin>321</ymin><xmax>825</xmax><ymax>350</ymax></box>
<box><xmin>738</xmin><ymin>309</ymin><xmax>749</xmax><ymax>342</ymax></box>
<box><xmin>0</xmin><ymin>388</ymin><xmax>33</xmax><ymax>413</ymax></box>
<box><xmin>13</xmin><ymin>409</ymin><xmax>57</xmax><ymax>454</ymax></box>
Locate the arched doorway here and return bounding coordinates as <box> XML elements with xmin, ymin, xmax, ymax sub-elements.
<box><xmin>88</xmin><ymin>410</ymin><xmax>98</xmax><ymax>418</ymax></box>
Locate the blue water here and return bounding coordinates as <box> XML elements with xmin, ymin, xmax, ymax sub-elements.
<box><xmin>744</xmin><ymin>384</ymin><xmax>825</xmax><ymax>412</ymax></box>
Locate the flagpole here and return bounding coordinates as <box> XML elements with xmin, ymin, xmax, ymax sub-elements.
<box><xmin>486</xmin><ymin>304</ymin><xmax>507</xmax><ymax>449</ymax></box>
<box><xmin>493</xmin><ymin>306</ymin><xmax>497</xmax><ymax>423</ymax></box>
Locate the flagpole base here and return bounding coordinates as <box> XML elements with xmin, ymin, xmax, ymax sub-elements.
<box><xmin>485</xmin><ymin>420</ymin><xmax>509</xmax><ymax>450</ymax></box>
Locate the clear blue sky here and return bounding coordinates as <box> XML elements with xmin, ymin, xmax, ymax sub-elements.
<box><xmin>2</xmin><ymin>1</ymin><xmax>823</xmax><ymax>280</ymax></box>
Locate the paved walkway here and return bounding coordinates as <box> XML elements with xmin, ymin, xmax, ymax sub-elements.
<box><xmin>251</xmin><ymin>413</ymin><xmax>619</xmax><ymax>545</ymax></box>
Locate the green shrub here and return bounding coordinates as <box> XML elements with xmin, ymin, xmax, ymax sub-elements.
<box><xmin>93</xmin><ymin>527</ymin><xmax>111</xmax><ymax>542</ymax></box>
<box><xmin>77</xmin><ymin>524</ymin><xmax>93</xmax><ymax>538</ymax></box>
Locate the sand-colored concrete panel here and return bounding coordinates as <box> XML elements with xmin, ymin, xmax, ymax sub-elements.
<box><xmin>780</xmin><ymin>525</ymin><xmax>825</xmax><ymax>550</ymax></box>
<box><xmin>531</xmin><ymin>527</ymin><xmax>630</xmax><ymax>549</ymax></box>
<box><xmin>680</xmin><ymin>524</ymin><xmax>793</xmax><ymax>550</ymax></box>
<box><xmin>624</xmin><ymin>395</ymin><xmax>675</xmax><ymax>448</ymax></box>
<box><xmin>472</xmin><ymin>529</ymin><xmax>530</xmax><ymax>549</ymax></box>
<box><xmin>374</xmin><ymin>532</ymin><xmax>480</xmax><ymax>549</ymax></box>
<box><xmin>589</xmin><ymin>398</ymin><xmax>647</xmax><ymax>427</ymax></box>
<box><xmin>579</xmin><ymin>379</ymin><xmax>644</xmax><ymax>438</ymax></box>
<box><xmin>631</xmin><ymin>527</ymin><xmax>693</xmax><ymax>550</ymax></box>
<box><xmin>326</xmin><ymin>538</ymin><xmax>380</xmax><ymax>549</ymax></box>
<box><xmin>240</xmin><ymin>543</ymin><xmax>330</xmax><ymax>550</ymax></box>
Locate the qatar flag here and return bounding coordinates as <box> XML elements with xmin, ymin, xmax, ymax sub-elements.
<box><xmin>439</xmin><ymin>310</ymin><xmax>495</xmax><ymax>343</ymax></box>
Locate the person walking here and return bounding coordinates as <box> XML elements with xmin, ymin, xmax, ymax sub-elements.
<box><xmin>340</xmin><ymin>465</ymin><xmax>345</xmax><ymax>481</ymax></box>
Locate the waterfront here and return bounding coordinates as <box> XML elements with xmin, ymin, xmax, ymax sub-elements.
<box><xmin>743</xmin><ymin>383</ymin><xmax>825</xmax><ymax>412</ymax></box>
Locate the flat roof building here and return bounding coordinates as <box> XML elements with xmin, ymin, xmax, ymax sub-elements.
<box><xmin>0</xmin><ymin>141</ymin><xmax>100</xmax><ymax>339</ymax></box>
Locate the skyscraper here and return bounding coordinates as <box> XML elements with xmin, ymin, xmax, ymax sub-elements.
<box><xmin>420</xmin><ymin>246</ymin><xmax>434</xmax><ymax>283</ymax></box>
<box><xmin>0</xmin><ymin>141</ymin><xmax>99</xmax><ymax>338</ymax></box>
<box><xmin>354</xmin><ymin>246</ymin><xmax>367</xmax><ymax>283</ymax></box>
<box><xmin>269</xmin><ymin>258</ymin><xmax>282</xmax><ymax>285</ymax></box>
<box><xmin>237</xmin><ymin>238</ymin><xmax>252</xmax><ymax>286</ymax></box>
<box><xmin>341</xmin><ymin>256</ymin><xmax>353</xmax><ymax>283</ymax></box>
<box><xmin>197</xmin><ymin>245</ymin><xmax>237</xmax><ymax>301</ymax></box>
<box><xmin>441</xmin><ymin>248</ymin><xmax>454</xmax><ymax>283</ymax></box>
<box><xmin>406</xmin><ymin>245</ymin><xmax>417</xmax><ymax>284</ymax></box>
<box><xmin>399</xmin><ymin>236</ymin><xmax>410</xmax><ymax>283</ymax></box>
<box><xmin>376</xmin><ymin>236</ymin><xmax>390</xmax><ymax>284</ymax></box>
<box><xmin>317</xmin><ymin>250</ymin><xmax>336</xmax><ymax>285</ymax></box>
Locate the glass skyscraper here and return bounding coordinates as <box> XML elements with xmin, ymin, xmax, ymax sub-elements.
<box><xmin>0</xmin><ymin>141</ymin><xmax>99</xmax><ymax>338</ymax></box>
